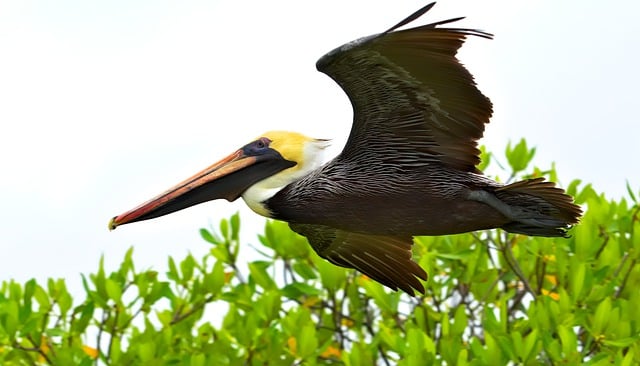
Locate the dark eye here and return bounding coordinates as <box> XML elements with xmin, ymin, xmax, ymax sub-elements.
<box><xmin>255</xmin><ymin>137</ymin><xmax>271</xmax><ymax>149</ymax></box>
<box><xmin>243</xmin><ymin>137</ymin><xmax>272</xmax><ymax>156</ymax></box>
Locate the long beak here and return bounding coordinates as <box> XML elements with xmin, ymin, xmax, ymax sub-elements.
<box><xmin>108</xmin><ymin>149</ymin><xmax>294</xmax><ymax>230</ymax></box>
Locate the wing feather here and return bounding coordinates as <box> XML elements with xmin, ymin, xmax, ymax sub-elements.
<box><xmin>290</xmin><ymin>223</ymin><xmax>427</xmax><ymax>295</ymax></box>
<box><xmin>317</xmin><ymin>3</ymin><xmax>493</xmax><ymax>173</ymax></box>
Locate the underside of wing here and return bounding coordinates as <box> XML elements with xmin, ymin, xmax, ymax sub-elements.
<box><xmin>289</xmin><ymin>223</ymin><xmax>427</xmax><ymax>295</ymax></box>
<box><xmin>317</xmin><ymin>3</ymin><xmax>493</xmax><ymax>173</ymax></box>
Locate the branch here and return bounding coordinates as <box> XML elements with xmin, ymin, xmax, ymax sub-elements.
<box><xmin>23</xmin><ymin>335</ymin><xmax>53</xmax><ymax>365</ymax></box>
<box><xmin>614</xmin><ymin>257</ymin><xmax>636</xmax><ymax>299</ymax></box>
<box><xmin>169</xmin><ymin>295</ymin><xmax>215</xmax><ymax>325</ymax></box>
<box><xmin>95</xmin><ymin>309</ymin><xmax>108</xmax><ymax>366</ymax></box>
<box><xmin>107</xmin><ymin>304</ymin><xmax>120</xmax><ymax>361</ymax></box>
<box><xmin>501</xmin><ymin>236</ymin><xmax>535</xmax><ymax>297</ymax></box>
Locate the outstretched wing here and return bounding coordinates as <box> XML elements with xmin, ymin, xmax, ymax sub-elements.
<box><xmin>289</xmin><ymin>223</ymin><xmax>427</xmax><ymax>295</ymax></box>
<box><xmin>317</xmin><ymin>2</ymin><xmax>493</xmax><ymax>173</ymax></box>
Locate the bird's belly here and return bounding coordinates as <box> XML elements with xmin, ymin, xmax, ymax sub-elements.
<box><xmin>270</xmin><ymin>192</ymin><xmax>508</xmax><ymax>236</ymax></box>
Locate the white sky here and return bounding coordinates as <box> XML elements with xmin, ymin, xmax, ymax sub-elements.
<box><xmin>1</xmin><ymin>0</ymin><xmax>639</xmax><ymax>287</ymax></box>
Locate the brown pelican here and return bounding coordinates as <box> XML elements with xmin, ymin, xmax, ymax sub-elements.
<box><xmin>109</xmin><ymin>3</ymin><xmax>582</xmax><ymax>295</ymax></box>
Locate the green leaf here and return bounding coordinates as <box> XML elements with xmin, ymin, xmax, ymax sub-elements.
<box><xmin>180</xmin><ymin>254</ymin><xmax>196</xmax><ymax>283</ymax></box>
<box><xmin>23</xmin><ymin>279</ymin><xmax>35</xmax><ymax>306</ymax></box>
<box><xmin>190</xmin><ymin>353</ymin><xmax>206</xmax><ymax>366</ymax></box>
<box><xmin>249</xmin><ymin>261</ymin><xmax>276</xmax><ymax>290</ymax></box>
<box><xmin>120</xmin><ymin>247</ymin><xmax>135</xmax><ymax>277</ymax></box>
<box><xmin>202</xmin><ymin>260</ymin><xmax>225</xmax><ymax>295</ymax></box>
<box><xmin>511</xmin><ymin>331</ymin><xmax>523</xmax><ymax>361</ymax></box>
<box><xmin>435</xmin><ymin>249</ymin><xmax>476</xmax><ymax>260</ymax></box>
<box><xmin>220</xmin><ymin>218</ymin><xmax>230</xmax><ymax>241</ymax></box>
<box><xmin>261</xmin><ymin>220</ymin><xmax>309</xmax><ymax>259</ymax></box>
<box><xmin>477</xmin><ymin>145</ymin><xmax>491</xmax><ymax>172</ymax></box>
<box><xmin>1</xmin><ymin>300</ymin><xmax>19</xmax><ymax>340</ymax></box>
<box><xmin>620</xmin><ymin>347</ymin><xmax>636</xmax><ymax>366</ymax></box>
<box><xmin>230</xmin><ymin>212</ymin><xmax>240</xmax><ymax>241</ymax></box>
<box><xmin>71</xmin><ymin>302</ymin><xmax>95</xmax><ymax>334</ymax></box>
<box><xmin>451</xmin><ymin>306</ymin><xmax>468</xmax><ymax>336</ymax></box>
<box><xmin>292</xmin><ymin>261</ymin><xmax>317</xmax><ymax>280</ymax></box>
<box><xmin>361</xmin><ymin>279</ymin><xmax>395</xmax><ymax>314</ymax></box>
<box><xmin>315</xmin><ymin>254</ymin><xmax>346</xmax><ymax>291</ymax></box>
<box><xmin>55</xmin><ymin>281</ymin><xmax>73</xmax><ymax>315</ymax></box>
<box><xmin>281</xmin><ymin>283</ymin><xmax>322</xmax><ymax>299</ymax></box>
<box><xmin>591</xmin><ymin>297</ymin><xmax>612</xmax><ymax>336</ymax></box>
<box><xmin>570</xmin><ymin>261</ymin><xmax>586</xmax><ymax>300</ymax></box>
<box><xmin>137</xmin><ymin>341</ymin><xmax>156</xmax><ymax>362</ymax></box>
<box><xmin>167</xmin><ymin>257</ymin><xmax>179</xmax><ymax>282</ymax></box>
<box><xmin>523</xmin><ymin>329</ymin><xmax>539</xmax><ymax>362</ymax></box>
<box><xmin>505</xmin><ymin>138</ymin><xmax>536</xmax><ymax>173</ymax></box>
<box><xmin>484</xmin><ymin>332</ymin><xmax>504</xmax><ymax>365</ymax></box>
<box><xmin>209</xmin><ymin>245</ymin><xmax>230</xmax><ymax>263</ymax></box>
<box><xmin>626</xmin><ymin>180</ymin><xmax>638</xmax><ymax>203</ymax></box>
<box><xmin>456</xmin><ymin>349</ymin><xmax>469</xmax><ymax>366</ymax></box>
<box><xmin>557</xmin><ymin>324</ymin><xmax>577</xmax><ymax>359</ymax></box>
<box><xmin>405</xmin><ymin>327</ymin><xmax>429</xmax><ymax>365</ymax></box>
<box><xmin>32</xmin><ymin>284</ymin><xmax>50</xmax><ymax>310</ymax></box>
<box><xmin>105</xmin><ymin>278</ymin><xmax>122</xmax><ymax>303</ymax></box>
<box><xmin>146</xmin><ymin>281</ymin><xmax>172</xmax><ymax>305</ymax></box>
<box><xmin>200</xmin><ymin>228</ymin><xmax>219</xmax><ymax>245</ymax></box>
<box><xmin>256</xmin><ymin>290</ymin><xmax>282</xmax><ymax>323</ymax></box>
<box><xmin>93</xmin><ymin>255</ymin><xmax>108</xmax><ymax>300</ymax></box>
<box><xmin>602</xmin><ymin>337</ymin><xmax>639</xmax><ymax>347</ymax></box>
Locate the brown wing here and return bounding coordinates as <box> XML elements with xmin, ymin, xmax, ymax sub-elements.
<box><xmin>289</xmin><ymin>223</ymin><xmax>427</xmax><ymax>295</ymax></box>
<box><xmin>316</xmin><ymin>3</ymin><xmax>493</xmax><ymax>173</ymax></box>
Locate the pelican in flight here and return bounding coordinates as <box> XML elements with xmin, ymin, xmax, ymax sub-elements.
<box><xmin>109</xmin><ymin>3</ymin><xmax>581</xmax><ymax>295</ymax></box>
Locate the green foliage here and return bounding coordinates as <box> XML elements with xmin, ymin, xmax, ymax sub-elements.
<box><xmin>1</xmin><ymin>141</ymin><xmax>639</xmax><ymax>365</ymax></box>
<box><xmin>506</xmin><ymin>138</ymin><xmax>536</xmax><ymax>174</ymax></box>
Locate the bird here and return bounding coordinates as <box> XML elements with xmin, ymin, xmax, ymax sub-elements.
<box><xmin>108</xmin><ymin>3</ymin><xmax>582</xmax><ymax>295</ymax></box>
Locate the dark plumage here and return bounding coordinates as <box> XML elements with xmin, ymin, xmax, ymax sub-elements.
<box><xmin>109</xmin><ymin>3</ymin><xmax>582</xmax><ymax>295</ymax></box>
<box><xmin>265</xmin><ymin>3</ymin><xmax>581</xmax><ymax>294</ymax></box>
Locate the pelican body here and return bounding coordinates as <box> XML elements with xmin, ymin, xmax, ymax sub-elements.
<box><xmin>109</xmin><ymin>3</ymin><xmax>582</xmax><ymax>294</ymax></box>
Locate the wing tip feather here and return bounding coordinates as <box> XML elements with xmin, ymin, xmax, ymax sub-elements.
<box><xmin>317</xmin><ymin>3</ymin><xmax>492</xmax><ymax>73</ymax></box>
<box><xmin>384</xmin><ymin>2</ymin><xmax>437</xmax><ymax>34</ymax></box>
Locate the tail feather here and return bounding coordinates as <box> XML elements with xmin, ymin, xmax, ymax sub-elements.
<box><xmin>494</xmin><ymin>178</ymin><xmax>582</xmax><ymax>237</ymax></box>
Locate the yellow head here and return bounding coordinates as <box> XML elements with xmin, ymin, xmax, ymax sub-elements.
<box><xmin>241</xmin><ymin>131</ymin><xmax>330</xmax><ymax>216</ymax></box>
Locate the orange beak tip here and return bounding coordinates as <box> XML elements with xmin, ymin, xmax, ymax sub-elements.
<box><xmin>108</xmin><ymin>216</ymin><xmax>119</xmax><ymax>231</ymax></box>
